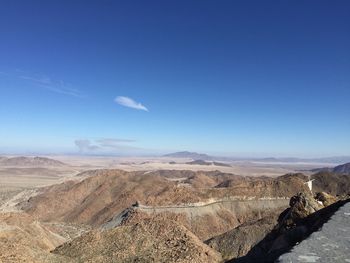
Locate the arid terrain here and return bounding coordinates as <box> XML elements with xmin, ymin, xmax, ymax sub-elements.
<box><xmin>0</xmin><ymin>154</ymin><xmax>327</xmax><ymax>208</ymax></box>
<box><xmin>0</xmin><ymin>155</ymin><xmax>349</xmax><ymax>262</ymax></box>
<box><xmin>2</xmin><ymin>1</ymin><xmax>349</xmax><ymax>262</ymax></box>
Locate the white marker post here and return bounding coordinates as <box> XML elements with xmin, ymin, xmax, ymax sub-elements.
<box><xmin>304</xmin><ymin>179</ymin><xmax>315</xmax><ymax>193</ymax></box>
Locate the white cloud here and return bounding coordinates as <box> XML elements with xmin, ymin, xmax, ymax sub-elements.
<box><xmin>96</xmin><ymin>138</ymin><xmax>136</xmax><ymax>147</ymax></box>
<box><xmin>1</xmin><ymin>71</ymin><xmax>83</xmax><ymax>98</ymax></box>
<box><xmin>74</xmin><ymin>139</ymin><xmax>100</xmax><ymax>152</ymax></box>
<box><xmin>74</xmin><ymin>137</ymin><xmax>140</xmax><ymax>153</ymax></box>
<box><xmin>115</xmin><ymin>96</ymin><xmax>148</xmax><ymax>111</ymax></box>
<box><xmin>20</xmin><ymin>75</ymin><xmax>83</xmax><ymax>98</ymax></box>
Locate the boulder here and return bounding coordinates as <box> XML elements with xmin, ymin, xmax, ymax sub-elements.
<box><xmin>315</xmin><ymin>192</ymin><xmax>337</xmax><ymax>207</ymax></box>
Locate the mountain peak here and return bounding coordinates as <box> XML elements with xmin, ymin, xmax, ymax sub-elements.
<box><xmin>163</xmin><ymin>151</ymin><xmax>213</xmax><ymax>160</ymax></box>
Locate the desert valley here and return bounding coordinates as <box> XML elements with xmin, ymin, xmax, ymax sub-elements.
<box><xmin>0</xmin><ymin>153</ymin><xmax>349</xmax><ymax>262</ymax></box>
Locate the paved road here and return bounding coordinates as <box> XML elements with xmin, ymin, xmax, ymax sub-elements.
<box><xmin>278</xmin><ymin>202</ymin><xmax>350</xmax><ymax>263</ymax></box>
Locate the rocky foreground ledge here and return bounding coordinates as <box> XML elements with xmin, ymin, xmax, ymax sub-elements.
<box><xmin>278</xmin><ymin>201</ymin><xmax>350</xmax><ymax>263</ymax></box>
<box><xmin>229</xmin><ymin>192</ymin><xmax>349</xmax><ymax>263</ymax></box>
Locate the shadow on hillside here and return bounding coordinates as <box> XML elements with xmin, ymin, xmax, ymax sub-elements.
<box><xmin>228</xmin><ymin>198</ymin><xmax>350</xmax><ymax>263</ymax></box>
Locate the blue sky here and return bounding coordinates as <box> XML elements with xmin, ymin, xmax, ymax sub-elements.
<box><xmin>0</xmin><ymin>0</ymin><xmax>349</xmax><ymax>157</ymax></box>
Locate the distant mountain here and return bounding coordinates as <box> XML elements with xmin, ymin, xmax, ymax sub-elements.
<box><xmin>313</xmin><ymin>156</ymin><xmax>350</xmax><ymax>164</ymax></box>
<box><xmin>310</xmin><ymin>167</ymin><xmax>332</xmax><ymax>173</ymax></box>
<box><xmin>186</xmin><ymin>160</ymin><xmax>211</xmax><ymax>165</ymax></box>
<box><xmin>332</xmin><ymin>162</ymin><xmax>350</xmax><ymax>174</ymax></box>
<box><xmin>163</xmin><ymin>151</ymin><xmax>213</xmax><ymax>160</ymax></box>
<box><xmin>0</xmin><ymin>156</ymin><xmax>66</xmax><ymax>167</ymax></box>
<box><xmin>185</xmin><ymin>160</ymin><xmax>231</xmax><ymax>167</ymax></box>
<box><xmin>253</xmin><ymin>156</ymin><xmax>350</xmax><ymax>164</ymax></box>
<box><xmin>163</xmin><ymin>152</ymin><xmax>350</xmax><ymax>164</ymax></box>
<box><xmin>311</xmin><ymin>162</ymin><xmax>350</xmax><ymax>175</ymax></box>
<box><xmin>213</xmin><ymin>161</ymin><xmax>231</xmax><ymax>167</ymax></box>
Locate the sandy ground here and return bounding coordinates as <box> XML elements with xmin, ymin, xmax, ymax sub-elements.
<box><xmin>0</xmin><ymin>167</ymin><xmax>78</xmax><ymax>188</ymax></box>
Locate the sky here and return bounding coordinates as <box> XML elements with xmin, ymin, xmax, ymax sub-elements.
<box><xmin>0</xmin><ymin>0</ymin><xmax>349</xmax><ymax>157</ymax></box>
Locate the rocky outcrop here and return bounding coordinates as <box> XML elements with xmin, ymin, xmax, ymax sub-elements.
<box><xmin>53</xmin><ymin>217</ymin><xmax>222</xmax><ymax>263</ymax></box>
<box><xmin>278</xmin><ymin>192</ymin><xmax>322</xmax><ymax>228</ymax></box>
<box><xmin>205</xmin><ymin>192</ymin><xmax>325</xmax><ymax>262</ymax></box>
<box><xmin>315</xmin><ymin>191</ymin><xmax>337</xmax><ymax>207</ymax></box>
<box><xmin>311</xmin><ymin>171</ymin><xmax>350</xmax><ymax>197</ymax></box>
<box><xmin>229</xmin><ymin>192</ymin><xmax>348</xmax><ymax>263</ymax></box>
<box><xmin>278</xmin><ymin>202</ymin><xmax>350</xmax><ymax>263</ymax></box>
<box><xmin>206</xmin><ymin>212</ymin><xmax>281</xmax><ymax>261</ymax></box>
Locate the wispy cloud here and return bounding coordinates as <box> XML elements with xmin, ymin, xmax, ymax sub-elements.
<box><xmin>115</xmin><ymin>96</ymin><xmax>148</xmax><ymax>111</ymax></box>
<box><xmin>74</xmin><ymin>139</ymin><xmax>100</xmax><ymax>152</ymax></box>
<box><xmin>20</xmin><ymin>75</ymin><xmax>83</xmax><ymax>98</ymax></box>
<box><xmin>74</xmin><ymin>137</ymin><xmax>138</xmax><ymax>153</ymax></box>
<box><xmin>96</xmin><ymin>138</ymin><xmax>136</xmax><ymax>148</ymax></box>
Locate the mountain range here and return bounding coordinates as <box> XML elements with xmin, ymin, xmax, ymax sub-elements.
<box><xmin>163</xmin><ymin>151</ymin><xmax>213</xmax><ymax>160</ymax></box>
<box><xmin>163</xmin><ymin>151</ymin><xmax>350</xmax><ymax>164</ymax></box>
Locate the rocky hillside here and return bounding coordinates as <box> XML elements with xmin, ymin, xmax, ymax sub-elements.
<box><xmin>0</xmin><ymin>212</ymin><xmax>66</xmax><ymax>262</ymax></box>
<box><xmin>21</xmin><ymin>170</ymin><xmax>308</xmax><ymax>228</ymax></box>
<box><xmin>206</xmin><ymin>212</ymin><xmax>281</xmax><ymax>261</ymax></box>
<box><xmin>229</xmin><ymin>193</ymin><xmax>349</xmax><ymax>262</ymax></box>
<box><xmin>22</xmin><ymin>169</ymin><xmax>205</xmax><ymax>226</ymax></box>
<box><xmin>2</xmin><ymin>168</ymin><xmax>348</xmax><ymax>263</ymax></box>
<box><xmin>332</xmin><ymin>162</ymin><xmax>350</xmax><ymax>174</ymax></box>
<box><xmin>206</xmin><ymin>191</ymin><xmax>339</xmax><ymax>262</ymax></box>
<box><xmin>311</xmin><ymin>171</ymin><xmax>350</xmax><ymax>196</ymax></box>
<box><xmin>311</xmin><ymin>161</ymin><xmax>350</xmax><ymax>175</ymax></box>
<box><xmin>53</xmin><ymin>216</ymin><xmax>222</xmax><ymax>263</ymax></box>
<box><xmin>18</xmin><ymin>170</ymin><xmax>313</xmax><ymax>244</ymax></box>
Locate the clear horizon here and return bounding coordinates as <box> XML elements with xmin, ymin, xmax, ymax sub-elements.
<box><xmin>1</xmin><ymin>149</ymin><xmax>350</xmax><ymax>160</ymax></box>
<box><xmin>1</xmin><ymin>1</ymin><xmax>350</xmax><ymax>157</ymax></box>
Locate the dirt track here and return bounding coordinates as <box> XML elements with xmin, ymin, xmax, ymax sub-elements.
<box><xmin>136</xmin><ymin>197</ymin><xmax>289</xmax><ymax>217</ymax></box>
<box><xmin>103</xmin><ymin>197</ymin><xmax>289</xmax><ymax>230</ymax></box>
